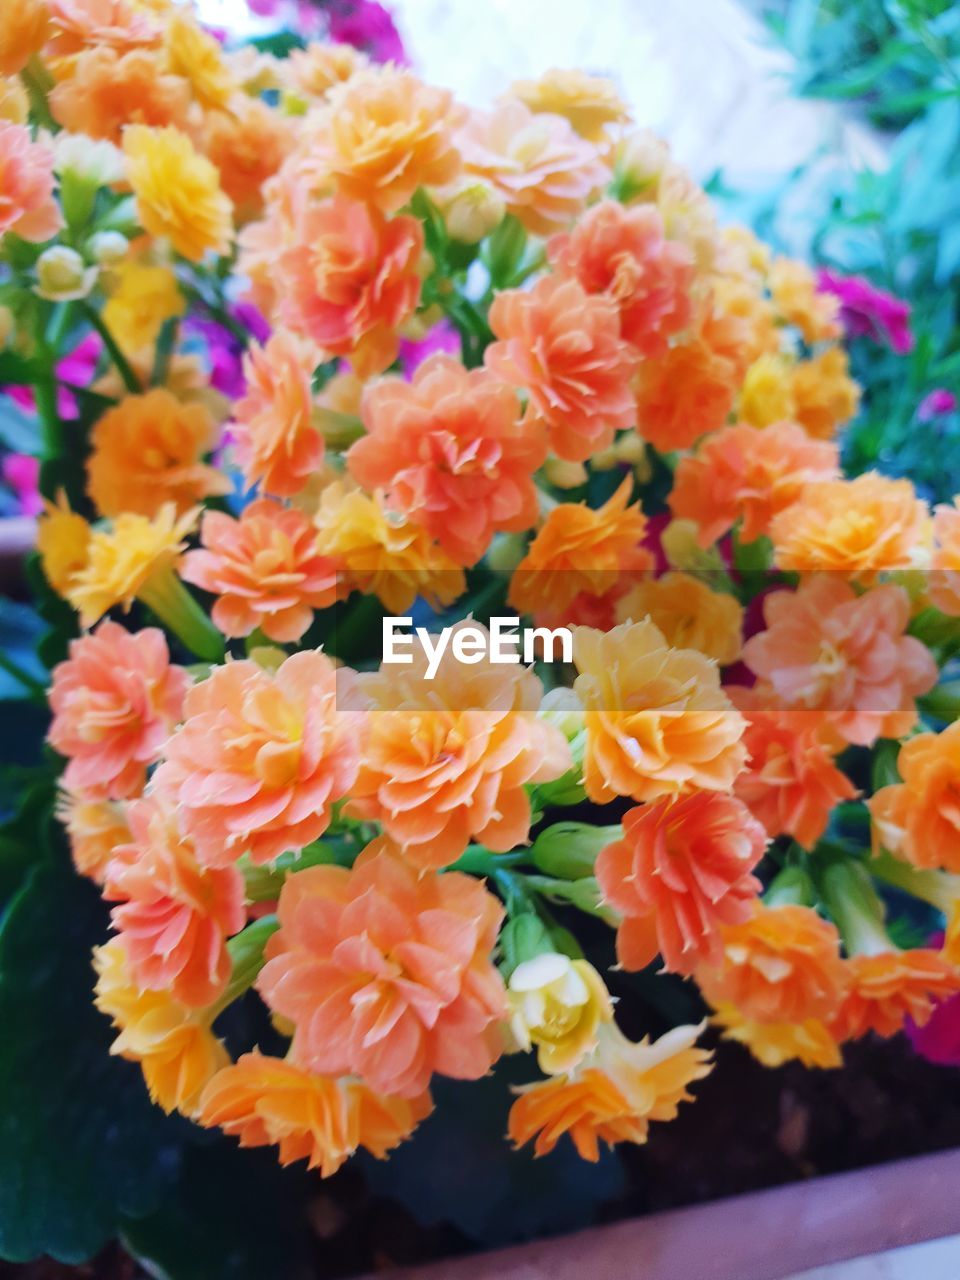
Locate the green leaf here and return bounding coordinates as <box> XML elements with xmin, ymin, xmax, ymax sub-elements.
<box><xmin>0</xmin><ymin>860</ymin><xmax>189</xmax><ymax>1263</ymax></box>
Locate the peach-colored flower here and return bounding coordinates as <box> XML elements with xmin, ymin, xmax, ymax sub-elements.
<box><xmin>728</xmin><ymin>687</ymin><xmax>857</xmax><ymax>851</ymax></box>
<box><xmin>347</xmin><ymin>354</ymin><xmax>545</xmax><ymax>565</ymax></box>
<box><xmin>791</xmin><ymin>346</ymin><xmax>860</xmax><ymax>440</ymax></box>
<box><xmin>769</xmin><ymin>258</ymin><xmax>841</xmax><ymax>345</ymax></box>
<box><xmin>57</xmin><ymin>786</ymin><xmax>131</xmax><ymax>883</ymax></box>
<box><xmin>180</xmin><ymin>500</ymin><xmax>338</xmax><ymax>643</ymax></box>
<box><xmin>508</xmin><ymin>477</ymin><xmax>653</xmax><ymax>622</ymax></box>
<box><xmin>154</xmin><ymin>651</ymin><xmax>359</xmax><ymax>866</ymax></box>
<box><xmin>230</xmin><ymin>330</ymin><xmax>322</xmax><ymax>498</ymax></box>
<box><xmin>48</xmin><ymin>621</ymin><xmax>188</xmax><ymax>800</ymax></box>
<box><xmin>86</xmin><ymin>388</ymin><xmax>228</xmax><ymax>519</ymax></box>
<box><xmin>0</xmin><ymin>0</ymin><xmax>50</xmax><ymax>76</ymax></box>
<box><xmin>198</xmin><ymin>1051</ymin><xmax>430</xmax><ymax>1175</ymax></box>
<box><xmin>457</xmin><ymin>99</ymin><xmax>606</xmax><ymax>236</ymax></box>
<box><xmin>105</xmin><ymin>794</ymin><xmax>245</xmax><ymax>1007</ymax></box>
<box><xmin>487</xmin><ymin>276</ymin><xmax>638</xmax><ymax>463</ymax></box>
<box><xmin>510</xmin><ymin>68</ymin><xmax>631</xmax><ymax>142</ymax></box>
<box><xmin>829</xmin><ymin>950</ymin><xmax>960</xmax><ymax>1041</ymax></box>
<box><xmin>47</xmin><ymin>0</ymin><xmax>162</xmax><ymax>57</ymax></box>
<box><xmin>276</xmin><ymin>193</ymin><xmax>422</xmax><ymax>377</ymax></box>
<box><xmin>313</xmin><ymin>482</ymin><xmax>466</xmax><ymax>614</ymax></box>
<box><xmin>162</xmin><ymin>9</ymin><xmax>234</xmax><ymax>112</ymax></box>
<box><xmin>282</xmin><ymin>43</ymin><xmax>369</xmax><ymax>100</ymax></box>
<box><xmin>868</xmin><ymin>722</ymin><xmax>960</xmax><ymax>872</ymax></box>
<box><xmin>317</xmin><ymin>66</ymin><xmax>460</xmax><ymax>213</ymax></box>
<box><xmin>93</xmin><ymin>938</ymin><xmax>228</xmax><ymax>1116</ymax></box>
<box><xmin>696</xmin><ymin>903</ymin><xmax>847</xmax><ymax>1025</ymax></box>
<box><xmin>201</xmin><ymin>95</ymin><xmax>294</xmax><ymax>222</ymax></box>
<box><xmin>573</xmin><ymin>619</ymin><xmax>747</xmax><ymax>805</ymax></box>
<box><xmin>597</xmin><ymin>793</ymin><xmax>766</xmax><ymax>974</ymax></box>
<box><xmin>769</xmin><ymin>473</ymin><xmax>931</xmax><ymax>578</ymax></box>
<box><xmin>742</xmin><ymin>576</ymin><xmax>937</xmax><ymax>747</ymax></box>
<box><xmin>49</xmin><ymin>47</ymin><xmax>190</xmax><ymax>143</ymax></box>
<box><xmin>508</xmin><ymin>1022</ymin><xmax>711</xmax><ymax>1161</ymax></box>
<box><xmin>615</xmin><ymin>572</ymin><xmax>743</xmax><ymax>665</ymax></box>
<box><xmin>931</xmin><ymin>497</ymin><xmax>960</xmax><ymax>616</ymax></box>
<box><xmin>547</xmin><ymin>200</ymin><xmax>693</xmax><ymax>357</ymax></box>
<box><xmin>257</xmin><ymin>843</ymin><xmax>508</xmax><ymax>1097</ymax></box>
<box><xmin>0</xmin><ymin>123</ymin><xmax>62</xmax><ymax>242</ymax></box>
<box><xmin>349</xmin><ymin>624</ymin><xmax>572</xmax><ymax>869</ymax></box>
<box><xmin>669</xmin><ymin>421</ymin><xmax>840</xmax><ymax>548</ymax></box>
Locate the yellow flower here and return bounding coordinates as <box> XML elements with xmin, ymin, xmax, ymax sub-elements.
<box><xmin>738</xmin><ymin>352</ymin><xmax>795</xmax><ymax>427</ymax></box>
<box><xmin>163</xmin><ymin>10</ymin><xmax>235</xmax><ymax>111</ymax></box>
<box><xmin>102</xmin><ymin>258</ymin><xmax>185</xmax><ymax>353</ymax></box>
<box><xmin>615</xmin><ymin>571</ymin><xmax>743</xmax><ymax>665</ymax></box>
<box><xmin>123</xmin><ymin>124</ymin><xmax>233</xmax><ymax>261</ymax></box>
<box><xmin>769</xmin><ymin>257</ymin><xmax>840</xmax><ymax>345</ymax></box>
<box><xmin>0</xmin><ymin>75</ymin><xmax>29</xmax><ymax>124</ymax></box>
<box><xmin>791</xmin><ymin>345</ymin><xmax>861</xmax><ymax>440</ymax></box>
<box><xmin>508</xmin><ymin>953</ymin><xmax>614</xmax><ymax>1075</ymax></box>
<box><xmin>711</xmin><ymin>1001</ymin><xmax>842</xmax><ymax>1070</ymax></box>
<box><xmin>65</xmin><ymin>503</ymin><xmax>197</xmax><ymax>627</ymax></box>
<box><xmin>37</xmin><ymin>492</ymin><xmax>91</xmax><ymax>596</ymax></box>
<box><xmin>510</xmin><ymin>67</ymin><xmax>631</xmax><ymax>141</ymax></box>
<box><xmin>94</xmin><ymin>939</ymin><xmax>228</xmax><ymax>1116</ymax></box>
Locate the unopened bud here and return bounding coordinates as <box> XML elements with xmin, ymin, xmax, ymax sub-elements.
<box><xmin>35</xmin><ymin>245</ymin><xmax>96</xmax><ymax>301</ymax></box>
<box><xmin>530</xmin><ymin>822</ymin><xmax>622</xmax><ymax>880</ymax></box>
<box><xmin>543</xmin><ymin>457</ymin><xmax>588</xmax><ymax>489</ymax></box>
<box><xmin>439</xmin><ymin>179</ymin><xmax>506</xmax><ymax>244</ymax></box>
<box><xmin>88</xmin><ymin>230</ymin><xmax>129</xmax><ymax>267</ymax></box>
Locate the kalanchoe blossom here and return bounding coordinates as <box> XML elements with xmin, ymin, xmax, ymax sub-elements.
<box><xmin>918</xmin><ymin>388</ymin><xmax>958</xmax><ymax>422</ymax></box>
<box><xmin>817</xmin><ymin>268</ymin><xmax>914</xmax><ymax>354</ymax></box>
<box><xmin>327</xmin><ymin>0</ymin><xmax>407</xmax><ymax>64</ymax></box>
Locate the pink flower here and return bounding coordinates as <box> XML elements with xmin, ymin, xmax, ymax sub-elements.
<box><xmin>0</xmin><ymin>123</ymin><xmax>63</xmax><ymax>243</ymax></box>
<box><xmin>906</xmin><ymin>992</ymin><xmax>960</xmax><ymax>1066</ymax></box>
<box><xmin>817</xmin><ymin>269</ymin><xmax>913</xmax><ymax>354</ymax></box>
<box><xmin>918</xmin><ymin>388</ymin><xmax>957</xmax><ymax>422</ymax></box>
<box><xmin>3</xmin><ymin>334</ymin><xmax>101</xmax><ymax>420</ymax></box>
<box><xmin>2</xmin><ymin>453</ymin><xmax>41</xmax><ymax>516</ymax></box>
<box><xmin>328</xmin><ymin>0</ymin><xmax>407</xmax><ymax>64</ymax></box>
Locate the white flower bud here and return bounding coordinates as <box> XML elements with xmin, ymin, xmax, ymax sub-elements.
<box><xmin>88</xmin><ymin>230</ymin><xmax>129</xmax><ymax>267</ymax></box>
<box><xmin>35</xmin><ymin>246</ymin><xmax>97</xmax><ymax>301</ymax></box>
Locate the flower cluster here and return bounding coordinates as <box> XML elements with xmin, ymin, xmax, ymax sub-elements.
<box><xmin>5</xmin><ymin>1</ymin><xmax>959</xmax><ymax>1181</ymax></box>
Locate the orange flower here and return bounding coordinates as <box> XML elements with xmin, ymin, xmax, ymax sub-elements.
<box><xmin>509</xmin><ymin>1022</ymin><xmax>711</xmax><ymax>1161</ymax></box>
<box><xmin>597</xmin><ymin>793</ymin><xmax>766</xmax><ymax>974</ymax></box>
<box><xmin>105</xmin><ymin>795</ymin><xmax>245</xmax><ymax>1007</ymax></box>
<box><xmin>349</xmin><ymin>624</ymin><xmax>571</xmax><ymax>869</ymax></box>
<box><xmin>770</xmin><ymin>473</ymin><xmax>931</xmax><ymax>578</ymax></box>
<box><xmin>154</xmin><ymin>651</ymin><xmax>360</xmax><ymax>866</ymax></box>
<box><xmin>487</xmin><ymin>276</ymin><xmax>638</xmax><ymax>463</ymax></box>
<box><xmin>313</xmin><ymin>483</ymin><xmax>465</xmax><ymax>614</ymax></box>
<box><xmin>728</xmin><ymin>687</ymin><xmax>857</xmax><ymax>851</ymax></box>
<box><xmin>317</xmin><ymin>66</ymin><xmax>460</xmax><ymax>213</ymax></box>
<box><xmin>633</xmin><ymin>314</ymin><xmax>742</xmax><ymax>453</ymax></box>
<box><xmin>458</xmin><ymin>99</ymin><xmax>606</xmax><ymax>236</ymax></box>
<box><xmin>201</xmin><ymin>96</ymin><xmax>294</xmax><ymax>222</ymax></box>
<box><xmin>180</xmin><ymin>500</ymin><xmax>338</xmax><ymax>644</ymax></box>
<box><xmin>48</xmin><ymin>621</ymin><xmax>188</xmax><ymax>800</ymax></box>
<box><xmin>614</xmin><ymin>571</ymin><xmax>743</xmax><ymax>665</ymax></box>
<box><xmin>0</xmin><ymin>122</ymin><xmax>62</xmax><ymax>243</ymax></box>
<box><xmin>47</xmin><ymin>0</ymin><xmax>162</xmax><ymax>57</ymax></box>
<box><xmin>829</xmin><ymin>950</ymin><xmax>960</xmax><ymax>1041</ymax></box>
<box><xmin>198</xmin><ymin>1051</ymin><xmax>430</xmax><ymax>1176</ymax></box>
<box><xmin>711</xmin><ymin>1002</ymin><xmax>842</xmax><ymax>1069</ymax></box>
<box><xmin>86</xmin><ymin>388</ymin><xmax>228</xmax><ymax>519</ymax></box>
<box><xmin>547</xmin><ymin>200</ymin><xmax>693</xmax><ymax>357</ymax></box>
<box><xmin>696</xmin><ymin>903</ymin><xmax>847</xmax><ymax>1025</ymax></box>
<box><xmin>93</xmin><ymin>938</ymin><xmax>228</xmax><ymax>1116</ymax></box>
<box><xmin>348</xmin><ymin>355</ymin><xmax>546</xmax><ymax>565</ymax></box>
<box><xmin>768</xmin><ymin>258</ymin><xmax>841</xmax><ymax>344</ymax></box>
<box><xmin>742</xmin><ymin>576</ymin><xmax>937</xmax><ymax>747</ymax></box>
<box><xmin>230</xmin><ymin>330</ymin><xmax>322</xmax><ymax>498</ymax></box>
<box><xmin>257</xmin><ymin>843</ymin><xmax>507</xmax><ymax>1097</ymax></box>
<box><xmin>791</xmin><ymin>346</ymin><xmax>861</xmax><ymax>440</ymax></box>
<box><xmin>0</xmin><ymin>0</ymin><xmax>50</xmax><ymax>76</ymax></box>
<box><xmin>931</xmin><ymin>497</ymin><xmax>960</xmax><ymax>617</ymax></box>
<box><xmin>276</xmin><ymin>193</ymin><xmax>422</xmax><ymax>377</ymax></box>
<box><xmin>868</xmin><ymin>723</ymin><xmax>960</xmax><ymax>872</ymax></box>
<box><xmin>669</xmin><ymin>421</ymin><xmax>840</xmax><ymax>548</ymax></box>
<box><xmin>508</xmin><ymin>477</ymin><xmax>653</xmax><ymax>622</ymax></box>
<box><xmin>57</xmin><ymin>786</ymin><xmax>131</xmax><ymax>883</ymax></box>
<box><xmin>49</xmin><ymin>47</ymin><xmax>190</xmax><ymax>143</ymax></box>
<box><xmin>510</xmin><ymin>68</ymin><xmax>631</xmax><ymax>142</ymax></box>
<box><xmin>572</xmin><ymin>619</ymin><xmax>747</xmax><ymax>805</ymax></box>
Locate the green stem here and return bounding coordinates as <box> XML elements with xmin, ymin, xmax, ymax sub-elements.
<box><xmin>138</xmin><ymin>568</ymin><xmax>225</xmax><ymax>662</ymax></box>
<box><xmin>819</xmin><ymin>857</ymin><xmax>892</xmax><ymax>957</ymax></box>
<box><xmin>871</xmin><ymin>849</ymin><xmax>960</xmax><ymax>915</ymax></box>
<box><xmin>20</xmin><ymin>55</ymin><xmax>56</xmax><ymax>130</ymax></box>
<box><xmin>448</xmin><ymin>846</ymin><xmax>529</xmax><ymax>876</ymax></box>
<box><xmin>0</xmin><ymin>652</ymin><xmax>46</xmax><ymax>703</ymax></box>
<box><xmin>210</xmin><ymin>915</ymin><xmax>278</xmax><ymax>1018</ymax></box>
<box><xmin>34</xmin><ymin>372</ymin><xmax>63</xmax><ymax>463</ymax></box>
<box><xmin>81</xmin><ymin>304</ymin><xmax>142</xmax><ymax>394</ymax></box>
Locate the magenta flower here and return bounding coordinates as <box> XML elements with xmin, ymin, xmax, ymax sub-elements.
<box><xmin>918</xmin><ymin>388</ymin><xmax>957</xmax><ymax>422</ymax></box>
<box><xmin>2</xmin><ymin>453</ymin><xmax>41</xmax><ymax>516</ymax></box>
<box><xmin>817</xmin><ymin>268</ymin><xmax>914</xmax><ymax>354</ymax></box>
<box><xmin>327</xmin><ymin>0</ymin><xmax>407</xmax><ymax>63</ymax></box>
<box><xmin>2</xmin><ymin>333</ymin><xmax>101</xmax><ymax>421</ymax></box>
<box><xmin>907</xmin><ymin>992</ymin><xmax>960</xmax><ymax>1065</ymax></box>
<box><xmin>398</xmin><ymin>318</ymin><xmax>460</xmax><ymax>378</ymax></box>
